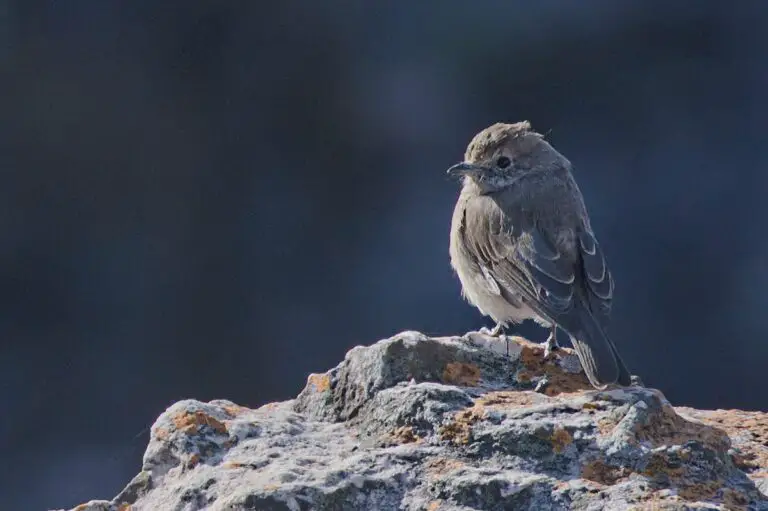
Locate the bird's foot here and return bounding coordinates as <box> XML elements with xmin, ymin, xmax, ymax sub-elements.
<box><xmin>476</xmin><ymin>324</ymin><xmax>511</xmax><ymax>358</ymax></box>
<box><xmin>534</xmin><ymin>376</ymin><xmax>550</xmax><ymax>394</ymax></box>
<box><xmin>479</xmin><ymin>323</ymin><xmax>505</xmax><ymax>337</ymax></box>
<box><xmin>540</xmin><ymin>332</ymin><xmax>559</xmax><ymax>359</ymax></box>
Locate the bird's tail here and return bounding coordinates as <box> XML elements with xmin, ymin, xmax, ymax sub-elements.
<box><xmin>568</xmin><ymin>305</ymin><xmax>632</xmax><ymax>389</ymax></box>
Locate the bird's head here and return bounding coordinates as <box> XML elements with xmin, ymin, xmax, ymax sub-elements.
<box><xmin>446</xmin><ymin>121</ymin><xmax>566</xmax><ymax>193</ymax></box>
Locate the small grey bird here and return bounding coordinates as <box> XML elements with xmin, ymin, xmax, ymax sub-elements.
<box><xmin>447</xmin><ymin>121</ymin><xmax>632</xmax><ymax>388</ymax></box>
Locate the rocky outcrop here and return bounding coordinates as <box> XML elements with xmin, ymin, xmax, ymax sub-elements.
<box><xmin>65</xmin><ymin>331</ymin><xmax>768</xmax><ymax>510</ymax></box>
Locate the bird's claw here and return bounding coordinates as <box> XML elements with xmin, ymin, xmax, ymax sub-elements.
<box><xmin>541</xmin><ymin>332</ymin><xmax>559</xmax><ymax>359</ymax></box>
<box><xmin>479</xmin><ymin>323</ymin><xmax>504</xmax><ymax>337</ymax></box>
<box><xmin>534</xmin><ymin>376</ymin><xmax>550</xmax><ymax>394</ymax></box>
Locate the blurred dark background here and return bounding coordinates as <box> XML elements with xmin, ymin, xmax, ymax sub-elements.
<box><xmin>2</xmin><ymin>1</ymin><xmax>768</xmax><ymax>509</ymax></box>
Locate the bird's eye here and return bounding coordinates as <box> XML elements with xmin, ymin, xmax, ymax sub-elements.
<box><xmin>496</xmin><ymin>156</ymin><xmax>511</xmax><ymax>169</ymax></box>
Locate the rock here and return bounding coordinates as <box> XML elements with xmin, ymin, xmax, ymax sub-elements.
<box><xmin>62</xmin><ymin>331</ymin><xmax>768</xmax><ymax>510</ymax></box>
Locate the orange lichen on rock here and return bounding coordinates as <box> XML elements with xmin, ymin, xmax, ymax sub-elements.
<box><xmin>152</xmin><ymin>427</ymin><xmax>169</xmax><ymax>441</ymax></box>
<box><xmin>581</xmin><ymin>459</ymin><xmax>630</xmax><ymax>485</ymax></box>
<box><xmin>186</xmin><ymin>453</ymin><xmax>201</xmax><ymax>469</ymax></box>
<box><xmin>515</xmin><ymin>370</ymin><xmax>532</xmax><ymax>384</ymax></box>
<box><xmin>639</xmin><ymin>445</ymin><xmax>753</xmax><ymax>508</ymax></box>
<box><xmin>550</xmin><ymin>426</ymin><xmax>573</xmax><ymax>453</ymax></box>
<box><xmin>676</xmin><ymin>407</ymin><xmax>768</xmax><ymax>475</ymax></box>
<box><xmin>476</xmin><ymin>390</ymin><xmax>547</xmax><ymax>409</ymax></box>
<box><xmin>513</xmin><ymin>339</ymin><xmax>592</xmax><ymax>395</ymax></box>
<box><xmin>222</xmin><ymin>404</ymin><xmax>248</xmax><ymax>417</ymax></box>
<box><xmin>426</xmin><ymin>501</ymin><xmax>443</xmax><ymax>511</ymax></box>
<box><xmin>306</xmin><ymin>373</ymin><xmax>331</xmax><ymax>393</ymax></box>
<box><xmin>642</xmin><ymin>450</ymin><xmax>685</xmax><ymax>481</ymax></box>
<box><xmin>635</xmin><ymin>403</ymin><xmax>729</xmax><ymax>453</ymax></box>
<box><xmin>596</xmin><ymin>417</ymin><xmax>618</xmax><ymax>436</ymax></box>
<box><xmin>675</xmin><ymin>481</ymin><xmax>722</xmax><ymax>504</ymax></box>
<box><xmin>441</xmin><ymin>362</ymin><xmax>481</xmax><ymax>386</ymax></box>
<box><xmin>424</xmin><ymin>457</ymin><xmax>465</xmax><ymax>477</ymax></box>
<box><xmin>257</xmin><ymin>402</ymin><xmax>281</xmax><ymax>413</ymax></box>
<box><xmin>582</xmin><ymin>414</ymin><xmax>755</xmax><ymax>508</ymax></box>
<box><xmin>385</xmin><ymin>425</ymin><xmax>420</xmax><ymax>444</ymax></box>
<box><xmin>172</xmin><ymin>410</ymin><xmax>228</xmax><ymax>435</ymax></box>
<box><xmin>438</xmin><ymin>406</ymin><xmax>485</xmax><ymax>445</ymax></box>
<box><xmin>721</xmin><ymin>487</ymin><xmax>751</xmax><ymax>510</ymax></box>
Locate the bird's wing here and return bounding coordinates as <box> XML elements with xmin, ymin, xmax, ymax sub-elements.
<box><xmin>462</xmin><ymin>194</ymin><xmax>626</xmax><ymax>387</ymax></box>
<box><xmin>461</xmin><ymin>196</ymin><xmax>613</xmax><ymax>324</ymax></box>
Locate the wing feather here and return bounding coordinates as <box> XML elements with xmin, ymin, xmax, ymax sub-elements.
<box><xmin>578</xmin><ymin>231</ymin><xmax>613</xmax><ymax>310</ymax></box>
<box><xmin>461</xmin><ymin>196</ymin><xmax>613</xmax><ymax>323</ymax></box>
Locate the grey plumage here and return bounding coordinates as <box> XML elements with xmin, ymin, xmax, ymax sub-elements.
<box><xmin>447</xmin><ymin>121</ymin><xmax>631</xmax><ymax>389</ymax></box>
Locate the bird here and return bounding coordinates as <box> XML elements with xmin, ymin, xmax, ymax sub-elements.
<box><xmin>447</xmin><ymin>121</ymin><xmax>632</xmax><ymax>389</ymax></box>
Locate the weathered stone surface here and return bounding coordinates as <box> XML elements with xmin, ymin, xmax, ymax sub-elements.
<box><xmin>63</xmin><ymin>331</ymin><xmax>768</xmax><ymax>510</ymax></box>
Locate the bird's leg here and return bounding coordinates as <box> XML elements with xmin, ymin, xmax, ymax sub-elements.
<box><xmin>542</xmin><ymin>325</ymin><xmax>559</xmax><ymax>358</ymax></box>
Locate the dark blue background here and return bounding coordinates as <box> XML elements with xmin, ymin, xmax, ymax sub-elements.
<box><xmin>2</xmin><ymin>2</ymin><xmax>768</xmax><ymax>509</ymax></box>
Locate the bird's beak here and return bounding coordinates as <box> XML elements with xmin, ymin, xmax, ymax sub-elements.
<box><xmin>446</xmin><ymin>162</ymin><xmax>485</xmax><ymax>178</ymax></box>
